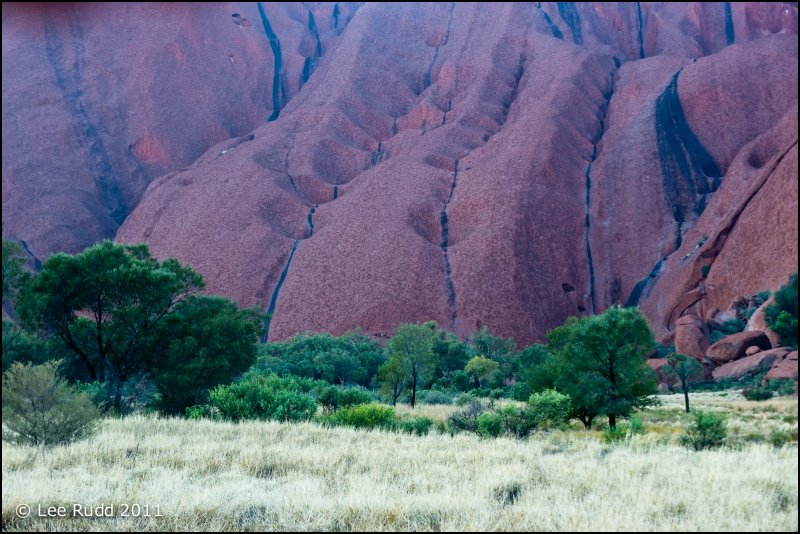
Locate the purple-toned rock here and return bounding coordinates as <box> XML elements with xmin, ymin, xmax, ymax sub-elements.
<box><xmin>712</xmin><ymin>347</ymin><xmax>789</xmax><ymax>380</ymax></box>
<box><xmin>706</xmin><ymin>331</ymin><xmax>772</xmax><ymax>365</ymax></box>
<box><xmin>675</xmin><ymin>315</ymin><xmax>709</xmax><ymax>359</ymax></box>
<box><xmin>764</xmin><ymin>351</ymin><xmax>799</xmax><ymax>382</ymax></box>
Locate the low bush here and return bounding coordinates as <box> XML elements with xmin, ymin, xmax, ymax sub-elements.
<box><xmin>395</xmin><ymin>416</ymin><xmax>434</xmax><ymax>436</ymax></box>
<box><xmin>417</xmin><ymin>389</ymin><xmax>454</xmax><ymax>405</ymax></box>
<box><xmin>680</xmin><ymin>411</ymin><xmax>727</xmax><ymax>451</ymax></box>
<box><xmin>317</xmin><ymin>385</ymin><xmax>373</xmax><ymax>412</ymax></box>
<box><xmin>207</xmin><ymin>375</ymin><xmax>317</xmax><ymax>422</ymax></box>
<box><xmin>448</xmin><ymin>400</ymin><xmax>486</xmax><ymax>434</ymax></box>
<box><xmin>603</xmin><ymin>416</ymin><xmax>647</xmax><ymax>444</ymax></box>
<box><xmin>742</xmin><ymin>387</ymin><xmax>774</xmax><ymax>401</ymax></box>
<box><xmin>324</xmin><ymin>403</ymin><xmax>395</xmax><ymax>430</ymax></box>
<box><xmin>2</xmin><ymin>361</ymin><xmax>100</xmax><ymax>447</ymax></box>
<box><xmin>477</xmin><ymin>411</ymin><xmax>504</xmax><ymax>438</ymax></box>
<box><xmin>528</xmin><ymin>389</ymin><xmax>572</xmax><ymax>428</ymax></box>
<box><xmin>769</xmin><ymin>430</ymin><xmax>791</xmax><ymax>448</ymax></box>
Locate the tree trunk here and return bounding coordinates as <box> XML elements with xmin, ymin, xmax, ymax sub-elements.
<box><xmin>410</xmin><ymin>372</ymin><xmax>417</xmax><ymax>408</ymax></box>
<box><xmin>683</xmin><ymin>380</ymin><xmax>690</xmax><ymax>413</ymax></box>
<box><xmin>608</xmin><ymin>413</ymin><xmax>617</xmax><ymax>430</ymax></box>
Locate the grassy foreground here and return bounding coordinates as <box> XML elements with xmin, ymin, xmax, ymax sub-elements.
<box><xmin>2</xmin><ymin>394</ymin><xmax>798</xmax><ymax>531</ymax></box>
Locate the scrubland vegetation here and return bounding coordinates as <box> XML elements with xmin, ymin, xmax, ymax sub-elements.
<box><xmin>2</xmin><ymin>240</ymin><xmax>798</xmax><ymax>531</ymax></box>
<box><xmin>2</xmin><ymin>394</ymin><xmax>797</xmax><ymax>531</ymax></box>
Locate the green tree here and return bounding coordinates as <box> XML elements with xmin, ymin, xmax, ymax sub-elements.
<box><xmin>663</xmin><ymin>353</ymin><xmax>704</xmax><ymax>413</ymax></box>
<box><xmin>431</xmin><ymin>326</ymin><xmax>469</xmax><ymax>378</ymax></box>
<box><xmin>546</xmin><ymin>306</ymin><xmax>659</xmax><ymax>429</ymax></box>
<box><xmin>464</xmin><ymin>355</ymin><xmax>499</xmax><ymax>388</ymax></box>
<box><xmin>152</xmin><ymin>296</ymin><xmax>262</xmax><ymax>414</ymax></box>
<box><xmin>385</xmin><ymin>323</ymin><xmax>437</xmax><ymax>407</ymax></box>
<box><xmin>16</xmin><ymin>241</ymin><xmax>204</xmax><ymax>411</ymax></box>
<box><xmin>2</xmin><ymin>320</ymin><xmax>46</xmax><ymax>372</ymax></box>
<box><xmin>468</xmin><ymin>325</ymin><xmax>517</xmax><ymax>381</ymax></box>
<box><xmin>254</xmin><ymin>329</ymin><xmax>385</xmax><ymax>387</ymax></box>
<box><xmin>314</xmin><ymin>348</ymin><xmax>361</xmax><ymax>385</ymax></box>
<box><xmin>2</xmin><ymin>360</ymin><xmax>100</xmax><ymax>447</ymax></box>
<box><xmin>378</xmin><ymin>356</ymin><xmax>405</xmax><ymax>405</ymax></box>
<box><xmin>2</xmin><ymin>239</ymin><xmax>31</xmax><ymax>303</ymax></box>
<box><xmin>765</xmin><ymin>273</ymin><xmax>798</xmax><ymax>349</ymax></box>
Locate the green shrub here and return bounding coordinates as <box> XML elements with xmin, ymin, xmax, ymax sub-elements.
<box><xmin>207</xmin><ymin>374</ymin><xmax>317</xmax><ymax>422</ymax></box>
<box><xmin>742</xmin><ymin>387</ymin><xmax>774</xmax><ymax>401</ymax></box>
<box><xmin>769</xmin><ymin>430</ymin><xmax>791</xmax><ymax>448</ymax></box>
<box><xmin>528</xmin><ymin>389</ymin><xmax>572</xmax><ymax>428</ymax></box>
<box><xmin>765</xmin><ymin>379</ymin><xmax>796</xmax><ymax>397</ymax></box>
<box><xmin>2</xmin><ymin>361</ymin><xmax>100</xmax><ymax>447</ymax></box>
<box><xmin>602</xmin><ymin>416</ymin><xmax>647</xmax><ymax>443</ymax></box>
<box><xmin>765</xmin><ymin>273</ymin><xmax>798</xmax><ymax>349</ymax></box>
<box><xmin>417</xmin><ymin>389</ymin><xmax>453</xmax><ymax>405</ymax></box>
<box><xmin>395</xmin><ymin>416</ymin><xmax>434</xmax><ymax>436</ymax></box>
<box><xmin>327</xmin><ymin>403</ymin><xmax>395</xmax><ymax>430</ymax></box>
<box><xmin>680</xmin><ymin>411</ymin><xmax>727</xmax><ymax>451</ymax></box>
<box><xmin>2</xmin><ymin>320</ymin><xmax>47</xmax><ymax>372</ymax></box>
<box><xmin>317</xmin><ymin>385</ymin><xmax>373</xmax><ymax>412</ymax></box>
<box><xmin>477</xmin><ymin>411</ymin><xmax>504</xmax><ymax>438</ymax></box>
<box><xmin>709</xmin><ymin>319</ymin><xmax>747</xmax><ymax>344</ymax></box>
<box><xmin>494</xmin><ymin>404</ymin><xmax>535</xmax><ymax>438</ymax></box>
<box><xmin>448</xmin><ymin>400</ymin><xmax>486</xmax><ymax>433</ymax></box>
<box><xmin>454</xmin><ymin>393</ymin><xmax>478</xmax><ymax>406</ymax></box>
<box><xmin>270</xmin><ymin>390</ymin><xmax>317</xmax><ymax>422</ymax></box>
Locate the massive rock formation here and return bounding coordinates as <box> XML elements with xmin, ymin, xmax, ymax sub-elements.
<box><xmin>2</xmin><ymin>2</ymin><xmax>358</xmax><ymax>260</ymax></box>
<box><xmin>4</xmin><ymin>3</ymin><xmax>798</xmax><ymax>344</ymax></box>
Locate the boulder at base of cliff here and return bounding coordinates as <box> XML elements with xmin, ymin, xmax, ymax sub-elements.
<box><xmin>764</xmin><ymin>350</ymin><xmax>798</xmax><ymax>383</ymax></box>
<box><xmin>745</xmin><ymin>345</ymin><xmax>762</xmax><ymax>356</ymax></box>
<box><xmin>712</xmin><ymin>348</ymin><xmax>790</xmax><ymax>381</ymax></box>
<box><xmin>675</xmin><ymin>314</ymin><xmax>709</xmax><ymax>360</ymax></box>
<box><xmin>745</xmin><ymin>296</ymin><xmax>781</xmax><ymax>347</ymax></box>
<box><xmin>706</xmin><ymin>331</ymin><xmax>773</xmax><ymax>365</ymax></box>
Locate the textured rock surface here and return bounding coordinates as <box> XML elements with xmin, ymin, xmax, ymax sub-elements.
<box><xmin>706</xmin><ymin>331</ymin><xmax>773</xmax><ymax>365</ymax></box>
<box><xmin>765</xmin><ymin>350</ymin><xmax>799</xmax><ymax>382</ymax></box>
<box><xmin>745</xmin><ymin>296</ymin><xmax>781</xmax><ymax>346</ymax></box>
<box><xmin>2</xmin><ymin>2</ymin><xmax>358</xmax><ymax>260</ymax></box>
<box><xmin>5</xmin><ymin>3</ymin><xmax>798</xmax><ymax>344</ymax></box>
<box><xmin>674</xmin><ymin>315</ymin><xmax>709</xmax><ymax>359</ymax></box>
<box><xmin>712</xmin><ymin>347</ymin><xmax>790</xmax><ymax>381</ymax></box>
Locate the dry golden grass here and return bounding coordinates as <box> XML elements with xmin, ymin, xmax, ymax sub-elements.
<box><xmin>2</xmin><ymin>392</ymin><xmax>798</xmax><ymax>531</ymax></box>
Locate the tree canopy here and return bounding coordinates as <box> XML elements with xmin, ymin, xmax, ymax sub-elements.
<box><xmin>543</xmin><ymin>306</ymin><xmax>659</xmax><ymax>429</ymax></box>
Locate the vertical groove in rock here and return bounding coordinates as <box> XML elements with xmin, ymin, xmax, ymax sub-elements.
<box><xmin>654</xmin><ymin>69</ymin><xmax>722</xmax><ymax>244</ymax></box>
<box><xmin>44</xmin><ymin>17</ymin><xmax>127</xmax><ymax>226</ymax></box>
<box><xmin>627</xmin><ymin>69</ymin><xmax>723</xmax><ymax>307</ymax></box>
<box><xmin>724</xmin><ymin>2</ymin><xmax>735</xmax><ymax>45</ymax></box>
<box><xmin>557</xmin><ymin>2</ymin><xmax>583</xmax><ymax>45</ymax></box>
<box><xmin>257</xmin><ymin>2</ymin><xmax>284</xmax><ymax>121</ymax></box>
<box><xmin>584</xmin><ymin>68</ymin><xmax>616</xmax><ymax>314</ymax></box>
<box><xmin>636</xmin><ymin>2</ymin><xmax>645</xmax><ymax>59</ymax></box>
<box><xmin>262</xmin><ymin>239</ymin><xmax>299</xmax><ymax>342</ymax></box>
<box><xmin>440</xmin><ymin>160</ymin><xmax>459</xmax><ymax>331</ymax></box>
<box><xmin>537</xmin><ymin>4</ymin><xmax>564</xmax><ymax>40</ymax></box>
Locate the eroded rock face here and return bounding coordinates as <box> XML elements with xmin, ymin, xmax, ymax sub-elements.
<box><xmin>706</xmin><ymin>331</ymin><xmax>773</xmax><ymax>365</ymax></box>
<box><xmin>712</xmin><ymin>347</ymin><xmax>790</xmax><ymax>381</ymax></box>
<box><xmin>674</xmin><ymin>315</ymin><xmax>709</xmax><ymax>359</ymax></box>
<box><xmin>765</xmin><ymin>350</ymin><xmax>799</xmax><ymax>382</ymax></box>
<box><xmin>5</xmin><ymin>3</ymin><xmax>798</xmax><ymax>345</ymax></box>
<box><xmin>2</xmin><ymin>2</ymin><xmax>358</xmax><ymax>260</ymax></box>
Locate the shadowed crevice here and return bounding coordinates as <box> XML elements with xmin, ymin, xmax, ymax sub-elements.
<box><xmin>262</xmin><ymin>239</ymin><xmax>299</xmax><ymax>342</ymax></box>
<box><xmin>257</xmin><ymin>2</ymin><xmax>285</xmax><ymax>121</ymax></box>
<box><xmin>584</xmin><ymin>68</ymin><xmax>616</xmax><ymax>314</ymax></box>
